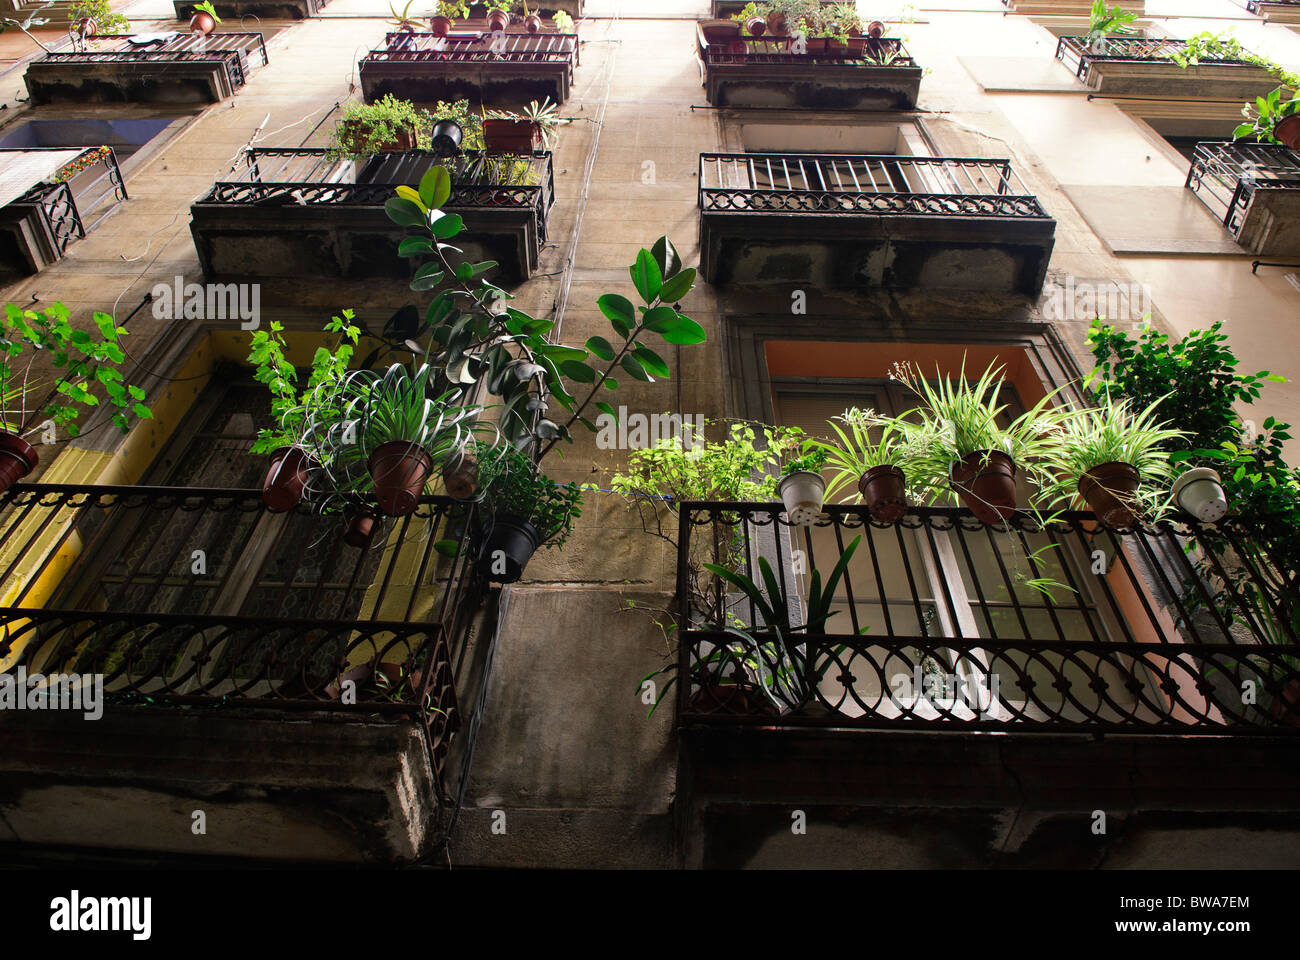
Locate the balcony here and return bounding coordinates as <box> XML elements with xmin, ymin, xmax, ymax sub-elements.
<box><xmin>24</xmin><ymin>32</ymin><xmax>269</xmax><ymax>105</ymax></box>
<box><xmin>190</xmin><ymin>148</ymin><xmax>555</xmax><ymax>282</ymax></box>
<box><xmin>710</xmin><ymin>0</ymin><xmax>835</xmax><ymax>15</ymax></box>
<box><xmin>1186</xmin><ymin>142</ymin><xmax>1300</xmax><ymax>256</ymax></box>
<box><xmin>0</xmin><ymin>147</ymin><xmax>128</xmax><ymax>279</ymax></box>
<box><xmin>698</xmin><ymin>153</ymin><xmax>1056</xmax><ymax>294</ymax></box>
<box><xmin>359</xmin><ymin>30</ymin><xmax>580</xmax><ymax>106</ymax></box>
<box><xmin>1055</xmin><ymin>36</ymin><xmax>1278</xmax><ymax>101</ymax></box>
<box><xmin>1247</xmin><ymin>0</ymin><xmax>1300</xmax><ymax>23</ymax></box>
<box><xmin>174</xmin><ymin>0</ymin><xmax>327</xmax><ymax>20</ymax></box>
<box><xmin>696</xmin><ymin>28</ymin><xmax>921</xmax><ymax>110</ymax></box>
<box><xmin>0</xmin><ymin>484</ymin><xmax>490</xmax><ymax>863</ymax></box>
<box><xmin>1003</xmin><ymin>0</ymin><xmax>1145</xmax><ymax>16</ymax></box>
<box><xmin>675</xmin><ymin>502</ymin><xmax>1299</xmax><ymax>733</ymax></box>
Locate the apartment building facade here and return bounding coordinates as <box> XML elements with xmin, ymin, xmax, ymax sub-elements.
<box><xmin>0</xmin><ymin>0</ymin><xmax>1298</xmax><ymax>869</ymax></box>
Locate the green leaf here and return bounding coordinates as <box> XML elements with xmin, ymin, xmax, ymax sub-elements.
<box><xmin>641</xmin><ymin>305</ymin><xmax>677</xmax><ymax>333</ymax></box>
<box><xmin>419</xmin><ymin>166</ymin><xmax>452</xmax><ymax>210</ymax></box>
<box><xmin>559</xmin><ymin>359</ymin><xmax>597</xmax><ymax>383</ymax></box>
<box><xmin>657</xmin><ymin>267</ymin><xmax>696</xmax><ymax>304</ymax></box>
<box><xmin>431</xmin><ymin>212</ymin><xmax>464</xmax><ymax>239</ymax></box>
<box><xmin>596</xmin><ymin>401</ymin><xmax>618</xmax><ymax>420</ymax></box>
<box><xmin>398</xmin><ymin>237</ymin><xmax>433</xmax><ymax>257</ymax></box>
<box><xmin>659</xmin><ymin>315</ymin><xmax>706</xmax><ymax>346</ymax></box>
<box><xmin>651</xmin><ymin>236</ymin><xmax>682</xmax><ymax>280</ymax></box>
<box><xmin>621</xmin><ymin>354</ymin><xmax>652</xmax><ymax>382</ymax></box>
<box><xmin>127</xmin><ymin>384</ymin><xmax>146</xmax><ymax>401</ymax></box>
<box><xmin>598</xmin><ymin>294</ymin><xmax>636</xmax><ymax>337</ymax></box>
<box><xmin>585</xmin><ymin>336</ymin><xmax>615</xmax><ymax>361</ymax></box>
<box><xmin>632</xmin><ymin>345</ymin><xmax>670</xmax><ymax>378</ymax></box>
<box><xmin>433</xmin><ymin>539</ymin><xmax>462</xmax><ymax>558</ymax></box>
<box><xmin>395</xmin><ymin>185</ymin><xmax>426</xmax><ymax>212</ymax></box>
<box><xmin>411</xmin><ymin>262</ymin><xmax>446</xmax><ymax>291</ymax></box>
<box><xmin>384</xmin><ymin>196</ymin><xmax>427</xmax><ymax>227</ymax></box>
<box><xmin>630</xmin><ymin>249</ymin><xmax>662</xmax><ymax>305</ymax></box>
<box><xmin>603</xmin><ymin>377</ymin><xmax>619</xmax><ymax>390</ymax></box>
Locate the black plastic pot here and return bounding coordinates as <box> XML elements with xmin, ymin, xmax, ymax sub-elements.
<box><xmin>431</xmin><ymin>119</ymin><xmax>463</xmax><ymax>156</ymax></box>
<box><xmin>482</xmin><ymin>515</ymin><xmax>540</xmax><ymax>583</ymax></box>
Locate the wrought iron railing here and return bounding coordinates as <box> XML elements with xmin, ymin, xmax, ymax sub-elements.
<box><xmin>699</xmin><ymin>153</ymin><xmax>1050</xmax><ymax>219</ymax></box>
<box><xmin>699</xmin><ymin>34</ymin><xmax>918</xmax><ymax>68</ymax></box>
<box><xmin>1186</xmin><ymin>141</ymin><xmax>1300</xmax><ymax>235</ymax></box>
<box><xmin>10</xmin><ymin>147</ymin><xmax>128</xmax><ymax>256</ymax></box>
<box><xmin>1054</xmin><ymin>36</ymin><xmax>1256</xmax><ymax>80</ymax></box>
<box><xmin>0</xmin><ymin>484</ymin><xmax>483</xmax><ymax>795</ymax></box>
<box><xmin>42</xmin><ymin>33</ymin><xmax>268</xmax><ymax>89</ymax></box>
<box><xmin>362</xmin><ymin>30</ymin><xmax>579</xmax><ymax>65</ymax></box>
<box><xmin>199</xmin><ymin>148</ymin><xmax>554</xmax><ymax>224</ymax></box>
<box><xmin>674</xmin><ymin>502</ymin><xmax>1300</xmax><ymax>733</ymax></box>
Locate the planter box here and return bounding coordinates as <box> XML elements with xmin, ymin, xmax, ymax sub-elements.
<box><xmin>1055</xmin><ymin>37</ymin><xmax>1280</xmax><ymax>102</ymax></box>
<box><xmin>483</xmin><ymin>118</ymin><xmax>543</xmax><ymax>154</ymax></box>
<box><xmin>699</xmin><ymin>26</ymin><xmax>921</xmax><ymax>110</ymax></box>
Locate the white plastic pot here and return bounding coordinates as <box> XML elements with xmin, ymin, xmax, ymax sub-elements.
<box><xmin>778</xmin><ymin>471</ymin><xmax>825</xmax><ymax>526</ymax></box>
<box><xmin>1172</xmin><ymin>467</ymin><xmax>1228</xmax><ymax>523</ymax></box>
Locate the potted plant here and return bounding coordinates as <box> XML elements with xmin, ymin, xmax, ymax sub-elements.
<box><xmin>1082</xmin><ymin>0</ymin><xmax>1136</xmax><ymax>55</ymax></box>
<box><xmin>387</xmin><ymin>0</ymin><xmax>422</xmax><ymax>32</ymax></box>
<box><xmin>731</xmin><ymin>3</ymin><xmax>766</xmax><ymax>37</ymax></box>
<box><xmin>808</xmin><ymin>407</ymin><xmax>931</xmax><ymax>523</ymax></box>
<box><xmin>1235</xmin><ymin>86</ymin><xmax>1300</xmax><ymax>151</ymax></box>
<box><xmin>1171</xmin><ymin>466</ymin><xmax>1229</xmax><ymax>522</ymax></box>
<box><xmin>430</xmin><ymin>0</ymin><xmax>469</xmax><ymax>36</ymax></box>
<box><xmin>821</xmin><ymin>2</ymin><xmax>861</xmax><ymax>56</ymax></box>
<box><xmin>1039</xmin><ymin>394</ymin><xmax>1187</xmax><ymax>530</ymax></box>
<box><xmin>69</xmin><ymin>0</ymin><xmax>127</xmax><ymax>38</ymax></box>
<box><xmin>476</xmin><ymin>441</ymin><xmax>582</xmax><ymax>583</ymax></box>
<box><xmin>891</xmin><ymin>361</ymin><xmax>1071</xmax><ymax>525</ymax></box>
<box><xmin>520</xmin><ymin>1</ymin><xmax>542</xmax><ymax>33</ymax></box>
<box><xmin>336</xmin><ymin>362</ymin><xmax>482</xmax><ymax>517</ymax></box>
<box><xmin>0</xmin><ymin>303</ymin><xmax>152</xmax><ymax>495</ymax></box>
<box><xmin>328</xmin><ymin>95</ymin><xmax>431</xmax><ymax>160</ymax></box>
<box><xmin>552</xmin><ymin>10</ymin><xmax>574</xmax><ymax>33</ymax></box>
<box><xmin>485</xmin><ymin>0</ymin><xmax>512</xmax><ymax>32</ymax></box>
<box><xmin>189</xmin><ymin>0</ymin><xmax>221</xmax><ymax>35</ymax></box>
<box><xmin>777</xmin><ymin>445</ymin><xmax>827</xmax><ymax>525</ymax></box>
<box><xmin>483</xmin><ymin>97</ymin><xmax>558</xmax><ymax>153</ymax></box>
<box><xmin>247</xmin><ymin>312</ymin><xmax>360</xmax><ymax>513</ymax></box>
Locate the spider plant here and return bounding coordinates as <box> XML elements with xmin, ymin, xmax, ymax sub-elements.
<box><xmin>887</xmin><ymin>359</ymin><xmax>1072</xmax><ymax>504</ymax></box>
<box><xmin>1037</xmin><ymin>392</ymin><xmax>1187</xmax><ymax>520</ymax></box>
<box><xmin>805</xmin><ymin>407</ymin><xmax>935</xmax><ymax>502</ymax></box>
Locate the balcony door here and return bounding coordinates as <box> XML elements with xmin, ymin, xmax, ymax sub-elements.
<box><xmin>48</xmin><ymin>373</ymin><xmax>386</xmax><ymax>695</ymax></box>
<box><xmin>771</xmin><ymin>381</ymin><xmax>1163</xmax><ymax>726</ymax></box>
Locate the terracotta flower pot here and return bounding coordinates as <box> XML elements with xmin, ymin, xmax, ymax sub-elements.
<box><xmin>486</xmin><ymin>9</ymin><xmax>510</xmax><ymax>32</ymax></box>
<box><xmin>442</xmin><ymin>452</ymin><xmax>479</xmax><ymax>500</ymax></box>
<box><xmin>950</xmin><ymin>450</ymin><xmax>1018</xmax><ymax>524</ymax></box>
<box><xmin>0</xmin><ymin>430</ymin><xmax>39</xmax><ymax>495</ymax></box>
<box><xmin>689</xmin><ymin>683</ymin><xmax>779</xmax><ymax>716</ymax></box>
<box><xmin>524</xmin><ymin>13</ymin><xmax>543</xmax><ymax>33</ymax></box>
<box><xmin>368</xmin><ymin>441</ymin><xmax>432</xmax><ymax>516</ymax></box>
<box><xmin>802</xmin><ymin>37</ymin><xmax>829</xmax><ymax>55</ymax></box>
<box><xmin>1078</xmin><ymin>461</ymin><xmax>1142</xmax><ymax>530</ymax></box>
<box><xmin>858</xmin><ymin>465</ymin><xmax>907</xmax><ymax>523</ymax></box>
<box><xmin>1275</xmin><ymin>114</ymin><xmax>1300</xmax><ymax>151</ymax></box>
<box><xmin>483</xmin><ymin>117</ymin><xmax>542</xmax><ymax>153</ymax></box>
<box><xmin>190</xmin><ymin>12</ymin><xmax>216</xmax><ymax>35</ymax></box>
<box><xmin>745</xmin><ymin>16</ymin><xmax>766</xmax><ymax>37</ymax></box>
<box><xmin>74</xmin><ymin>17</ymin><xmax>98</xmax><ymax>37</ymax></box>
<box><xmin>261</xmin><ymin>445</ymin><xmax>312</xmax><ymax>513</ymax></box>
<box><xmin>483</xmin><ymin>515</ymin><xmax>540</xmax><ymax>583</ymax></box>
<box><xmin>429</xmin><ymin>15</ymin><xmax>453</xmax><ymax>36</ymax></box>
<box><xmin>343</xmin><ymin>509</ymin><xmax>377</xmax><ymax>548</ymax></box>
<box><xmin>765</xmin><ymin>11</ymin><xmax>787</xmax><ymax>35</ymax></box>
<box><xmin>868</xmin><ymin>20</ymin><xmax>885</xmax><ymax>38</ymax></box>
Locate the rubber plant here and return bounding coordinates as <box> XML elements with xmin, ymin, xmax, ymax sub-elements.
<box><xmin>0</xmin><ymin>303</ymin><xmax>152</xmax><ymax>494</ymax></box>
<box><xmin>383</xmin><ymin>164</ymin><xmax>707</xmax><ymax>576</ymax></box>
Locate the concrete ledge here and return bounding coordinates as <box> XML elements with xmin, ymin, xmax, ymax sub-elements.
<box><xmin>702</xmin><ymin>61</ymin><xmax>921</xmax><ymax>110</ymax></box>
<box><xmin>1079</xmin><ymin>58</ymin><xmax>1279</xmax><ymax>102</ymax></box>
<box><xmin>360</xmin><ymin>58</ymin><xmax>575</xmax><ymax>107</ymax></box>
<box><xmin>24</xmin><ymin>58</ymin><xmax>240</xmax><ymax>105</ymax></box>
<box><xmin>700</xmin><ymin>210</ymin><xmax>1056</xmax><ymax>294</ymax></box>
<box><xmin>0</xmin><ymin>709</ymin><xmax>441</xmax><ymax>863</ymax></box>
